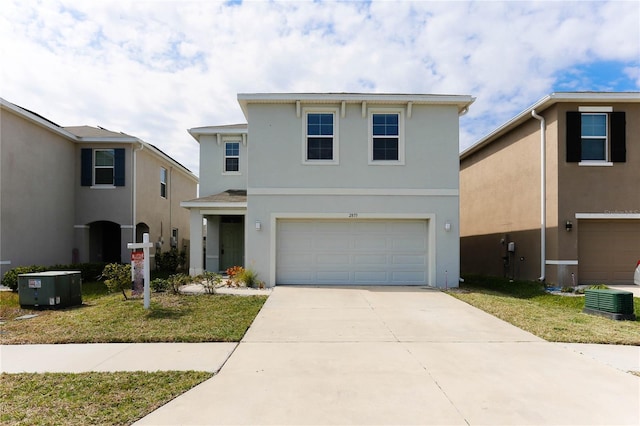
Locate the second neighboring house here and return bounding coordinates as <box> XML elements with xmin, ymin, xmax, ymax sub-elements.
<box><xmin>182</xmin><ymin>92</ymin><xmax>475</xmax><ymax>288</ymax></box>
<box><xmin>0</xmin><ymin>98</ymin><xmax>198</xmax><ymax>277</ymax></box>
<box><xmin>460</xmin><ymin>92</ymin><xmax>640</xmax><ymax>286</ymax></box>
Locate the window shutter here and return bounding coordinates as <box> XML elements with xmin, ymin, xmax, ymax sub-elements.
<box><xmin>81</xmin><ymin>149</ymin><xmax>92</xmax><ymax>186</ymax></box>
<box><xmin>566</xmin><ymin>111</ymin><xmax>581</xmax><ymax>162</ymax></box>
<box><xmin>610</xmin><ymin>112</ymin><xmax>626</xmax><ymax>163</ymax></box>
<box><xmin>114</xmin><ymin>148</ymin><xmax>125</xmax><ymax>186</ymax></box>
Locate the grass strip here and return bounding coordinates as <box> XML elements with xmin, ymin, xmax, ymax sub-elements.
<box><xmin>449</xmin><ymin>276</ymin><xmax>640</xmax><ymax>345</ymax></box>
<box><xmin>1</xmin><ymin>283</ymin><xmax>267</xmax><ymax>344</ymax></box>
<box><xmin>1</xmin><ymin>371</ymin><xmax>212</xmax><ymax>426</ymax></box>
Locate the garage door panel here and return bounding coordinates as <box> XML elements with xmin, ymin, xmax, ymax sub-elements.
<box><xmin>277</xmin><ymin>219</ymin><xmax>428</xmax><ymax>285</ymax></box>
<box><xmin>579</xmin><ymin>220</ymin><xmax>640</xmax><ymax>285</ymax></box>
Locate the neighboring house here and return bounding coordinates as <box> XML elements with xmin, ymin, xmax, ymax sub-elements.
<box><xmin>0</xmin><ymin>98</ymin><xmax>198</xmax><ymax>278</ymax></box>
<box><xmin>182</xmin><ymin>93</ymin><xmax>474</xmax><ymax>287</ymax></box>
<box><xmin>460</xmin><ymin>92</ymin><xmax>640</xmax><ymax>286</ymax></box>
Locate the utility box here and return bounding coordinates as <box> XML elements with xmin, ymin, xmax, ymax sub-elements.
<box><xmin>18</xmin><ymin>271</ymin><xmax>82</xmax><ymax>309</ymax></box>
<box><xmin>583</xmin><ymin>289</ymin><xmax>635</xmax><ymax>321</ymax></box>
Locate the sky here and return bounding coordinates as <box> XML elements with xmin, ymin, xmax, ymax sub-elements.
<box><xmin>1</xmin><ymin>0</ymin><xmax>639</xmax><ymax>178</ymax></box>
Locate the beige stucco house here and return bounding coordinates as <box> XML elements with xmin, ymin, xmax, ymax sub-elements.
<box><xmin>183</xmin><ymin>92</ymin><xmax>475</xmax><ymax>288</ymax></box>
<box><xmin>460</xmin><ymin>92</ymin><xmax>640</xmax><ymax>286</ymax></box>
<box><xmin>0</xmin><ymin>98</ymin><xmax>198</xmax><ymax>277</ymax></box>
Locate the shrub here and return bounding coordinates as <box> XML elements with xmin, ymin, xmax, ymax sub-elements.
<box><xmin>49</xmin><ymin>263</ymin><xmax>106</xmax><ymax>282</ymax></box>
<box><xmin>1</xmin><ymin>265</ymin><xmax>47</xmax><ymax>291</ymax></box>
<box><xmin>587</xmin><ymin>284</ymin><xmax>609</xmax><ymax>290</ymax></box>
<box><xmin>101</xmin><ymin>263</ymin><xmax>132</xmax><ymax>300</ymax></box>
<box><xmin>150</xmin><ymin>278</ymin><xmax>169</xmax><ymax>293</ymax></box>
<box><xmin>201</xmin><ymin>271</ymin><xmax>222</xmax><ymax>294</ymax></box>
<box><xmin>167</xmin><ymin>273</ymin><xmax>192</xmax><ymax>295</ymax></box>
<box><xmin>236</xmin><ymin>268</ymin><xmax>263</xmax><ymax>288</ymax></box>
<box><xmin>225</xmin><ymin>266</ymin><xmax>244</xmax><ymax>287</ymax></box>
<box><xmin>156</xmin><ymin>249</ymin><xmax>186</xmax><ymax>274</ymax></box>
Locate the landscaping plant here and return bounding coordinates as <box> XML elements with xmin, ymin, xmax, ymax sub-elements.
<box><xmin>101</xmin><ymin>263</ymin><xmax>132</xmax><ymax>300</ymax></box>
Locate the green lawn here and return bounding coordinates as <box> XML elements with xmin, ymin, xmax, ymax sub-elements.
<box><xmin>1</xmin><ymin>282</ymin><xmax>267</xmax><ymax>425</ymax></box>
<box><xmin>449</xmin><ymin>276</ymin><xmax>640</xmax><ymax>345</ymax></box>
<box><xmin>1</xmin><ymin>282</ymin><xmax>267</xmax><ymax>344</ymax></box>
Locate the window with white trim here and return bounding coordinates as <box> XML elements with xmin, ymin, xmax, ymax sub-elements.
<box><xmin>369</xmin><ymin>110</ymin><xmax>404</xmax><ymax>164</ymax></box>
<box><xmin>580</xmin><ymin>113</ymin><xmax>607</xmax><ymax>161</ymax></box>
<box><xmin>224</xmin><ymin>141</ymin><xmax>240</xmax><ymax>172</ymax></box>
<box><xmin>160</xmin><ymin>167</ymin><xmax>167</xmax><ymax>198</ymax></box>
<box><xmin>304</xmin><ymin>109</ymin><xmax>338</xmax><ymax>164</ymax></box>
<box><xmin>94</xmin><ymin>149</ymin><xmax>115</xmax><ymax>185</ymax></box>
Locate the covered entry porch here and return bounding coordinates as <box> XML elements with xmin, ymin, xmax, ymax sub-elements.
<box><xmin>181</xmin><ymin>190</ymin><xmax>247</xmax><ymax>275</ymax></box>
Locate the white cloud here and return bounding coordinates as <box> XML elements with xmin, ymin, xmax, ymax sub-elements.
<box><xmin>1</xmin><ymin>0</ymin><xmax>638</xmax><ymax>177</ymax></box>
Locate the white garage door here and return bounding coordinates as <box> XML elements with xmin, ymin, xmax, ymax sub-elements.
<box><xmin>276</xmin><ymin>219</ymin><xmax>428</xmax><ymax>285</ymax></box>
<box><xmin>579</xmin><ymin>220</ymin><xmax>640</xmax><ymax>285</ymax></box>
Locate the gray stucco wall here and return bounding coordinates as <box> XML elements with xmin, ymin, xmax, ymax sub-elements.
<box><xmin>1</xmin><ymin>109</ymin><xmax>76</xmax><ymax>275</ymax></box>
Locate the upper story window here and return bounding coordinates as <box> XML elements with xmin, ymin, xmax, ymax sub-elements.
<box><xmin>369</xmin><ymin>110</ymin><xmax>404</xmax><ymax>164</ymax></box>
<box><xmin>566</xmin><ymin>109</ymin><xmax>626</xmax><ymax>165</ymax></box>
<box><xmin>94</xmin><ymin>149</ymin><xmax>115</xmax><ymax>185</ymax></box>
<box><xmin>304</xmin><ymin>109</ymin><xmax>338</xmax><ymax>164</ymax></box>
<box><xmin>160</xmin><ymin>167</ymin><xmax>167</xmax><ymax>198</ymax></box>
<box><xmin>81</xmin><ymin>148</ymin><xmax>125</xmax><ymax>187</ymax></box>
<box><xmin>581</xmin><ymin>113</ymin><xmax>607</xmax><ymax>161</ymax></box>
<box><xmin>224</xmin><ymin>141</ymin><xmax>240</xmax><ymax>173</ymax></box>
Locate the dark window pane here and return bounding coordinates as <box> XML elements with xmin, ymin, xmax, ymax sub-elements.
<box><xmin>225</xmin><ymin>158</ymin><xmax>239</xmax><ymax>172</ymax></box>
<box><xmin>308</xmin><ymin>113</ymin><xmax>333</xmax><ymax>136</ymax></box>
<box><xmin>372</xmin><ymin>114</ymin><xmax>399</xmax><ymax>136</ymax></box>
<box><xmin>307</xmin><ymin>137</ymin><xmax>333</xmax><ymax>160</ymax></box>
<box><xmin>160</xmin><ymin>183</ymin><xmax>167</xmax><ymax>198</ymax></box>
<box><xmin>95</xmin><ymin>167</ymin><xmax>114</xmax><ymax>184</ymax></box>
<box><xmin>226</xmin><ymin>143</ymin><xmax>239</xmax><ymax>156</ymax></box>
<box><xmin>581</xmin><ymin>114</ymin><xmax>606</xmax><ymax>137</ymax></box>
<box><xmin>581</xmin><ymin>138</ymin><xmax>606</xmax><ymax>161</ymax></box>
<box><xmin>95</xmin><ymin>150</ymin><xmax>114</xmax><ymax>166</ymax></box>
<box><xmin>373</xmin><ymin>138</ymin><xmax>398</xmax><ymax>161</ymax></box>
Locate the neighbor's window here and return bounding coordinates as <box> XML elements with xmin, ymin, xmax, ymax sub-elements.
<box><xmin>581</xmin><ymin>113</ymin><xmax>607</xmax><ymax>161</ymax></box>
<box><xmin>94</xmin><ymin>149</ymin><xmax>115</xmax><ymax>185</ymax></box>
<box><xmin>566</xmin><ymin>110</ymin><xmax>626</xmax><ymax>164</ymax></box>
<box><xmin>224</xmin><ymin>141</ymin><xmax>240</xmax><ymax>172</ymax></box>
<box><xmin>160</xmin><ymin>167</ymin><xmax>167</xmax><ymax>198</ymax></box>
<box><xmin>304</xmin><ymin>110</ymin><xmax>338</xmax><ymax>164</ymax></box>
<box><xmin>370</xmin><ymin>111</ymin><xmax>404</xmax><ymax>164</ymax></box>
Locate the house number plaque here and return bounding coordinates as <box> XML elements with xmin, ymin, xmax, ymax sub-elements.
<box><xmin>348</xmin><ymin>213</ymin><xmax>358</xmax><ymax>218</ymax></box>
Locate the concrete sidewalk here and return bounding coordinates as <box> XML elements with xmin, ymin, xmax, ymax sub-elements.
<box><xmin>135</xmin><ymin>286</ymin><xmax>640</xmax><ymax>425</ymax></box>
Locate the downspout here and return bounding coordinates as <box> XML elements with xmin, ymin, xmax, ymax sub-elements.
<box><xmin>531</xmin><ymin>110</ymin><xmax>546</xmax><ymax>282</ymax></box>
<box><xmin>132</xmin><ymin>142</ymin><xmax>144</xmax><ymax>243</ymax></box>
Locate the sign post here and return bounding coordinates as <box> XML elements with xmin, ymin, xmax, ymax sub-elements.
<box><xmin>127</xmin><ymin>232</ymin><xmax>154</xmax><ymax>309</ymax></box>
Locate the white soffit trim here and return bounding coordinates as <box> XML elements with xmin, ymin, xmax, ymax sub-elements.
<box><xmin>575</xmin><ymin>213</ymin><xmax>640</xmax><ymax>219</ymax></box>
<box><xmin>180</xmin><ymin>201</ymin><xmax>248</xmax><ymax>209</ymax></box>
<box><xmin>248</xmin><ymin>188</ymin><xmax>458</xmax><ymax>196</ymax></box>
<box><xmin>546</xmin><ymin>260</ymin><xmax>579</xmax><ymax>265</ymax></box>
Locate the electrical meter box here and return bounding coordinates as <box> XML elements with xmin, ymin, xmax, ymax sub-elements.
<box><xmin>18</xmin><ymin>271</ymin><xmax>82</xmax><ymax>309</ymax></box>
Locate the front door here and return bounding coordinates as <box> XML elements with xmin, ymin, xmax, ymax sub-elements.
<box><xmin>220</xmin><ymin>216</ymin><xmax>244</xmax><ymax>271</ymax></box>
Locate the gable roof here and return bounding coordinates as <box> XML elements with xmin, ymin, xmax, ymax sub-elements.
<box><xmin>1</xmin><ymin>97</ymin><xmax>197</xmax><ymax>180</ymax></box>
<box><xmin>461</xmin><ymin>92</ymin><xmax>640</xmax><ymax>160</ymax></box>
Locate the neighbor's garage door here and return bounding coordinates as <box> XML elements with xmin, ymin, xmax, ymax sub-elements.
<box><xmin>276</xmin><ymin>219</ymin><xmax>428</xmax><ymax>285</ymax></box>
<box><xmin>578</xmin><ymin>220</ymin><xmax>640</xmax><ymax>285</ymax></box>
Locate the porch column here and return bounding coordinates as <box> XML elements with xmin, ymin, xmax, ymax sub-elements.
<box><xmin>206</xmin><ymin>216</ymin><xmax>220</xmax><ymax>272</ymax></box>
<box><xmin>188</xmin><ymin>209</ymin><xmax>204</xmax><ymax>276</ymax></box>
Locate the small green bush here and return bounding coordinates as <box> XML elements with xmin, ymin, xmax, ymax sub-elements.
<box><xmin>1</xmin><ymin>265</ymin><xmax>47</xmax><ymax>291</ymax></box>
<box><xmin>101</xmin><ymin>263</ymin><xmax>132</xmax><ymax>300</ymax></box>
<box><xmin>150</xmin><ymin>278</ymin><xmax>169</xmax><ymax>293</ymax></box>
<box><xmin>155</xmin><ymin>249</ymin><xmax>186</xmax><ymax>274</ymax></box>
<box><xmin>201</xmin><ymin>271</ymin><xmax>222</xmax><ymax>294</ymax></box>
<box><xmin>236</xmin><ymin>268</ymin><xmax>263</xmax><ymax>288</ymax></box>
<box><xmin>167</xmin><ymin>273</ymin><xmax>193</xmax><ymax>295</ymax></box>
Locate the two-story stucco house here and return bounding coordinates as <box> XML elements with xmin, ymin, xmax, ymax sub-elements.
<box><xmin>182</xmin><ymin>93</ymin><xmax>475</xmax><ymax>288</ymax></box>
<box><xmin>460</xmin><ymin>92</ymin><xmax>640</xmax><ymax>286</ymax></box>
<box><xmin>0</xmin><ymin>98</ymin><xmax>198</xmax><ymax>277</ymax></box>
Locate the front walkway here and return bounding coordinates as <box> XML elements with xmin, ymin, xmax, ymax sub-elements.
<box><xmin>136</xmin><ymin>286</ymin><xmax>640</xmax><ymax>425</ymax></box>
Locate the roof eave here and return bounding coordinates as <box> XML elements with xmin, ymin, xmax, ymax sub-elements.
<box><xmin>460</xmin><ymin>92</ymin><xmax>640</xmax><ymax>160</ymax></box>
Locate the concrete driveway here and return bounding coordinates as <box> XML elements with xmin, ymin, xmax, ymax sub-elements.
<box><xmin>136</xmin><ymin>286</ymin><xmax>639</xmax><ymax>425</ymax></box>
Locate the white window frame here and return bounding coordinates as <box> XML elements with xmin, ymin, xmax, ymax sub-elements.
<box><xmin>302</xmin><ymin>107</ymin><xmax>339</xmax><ymax>165</ymax></box>
<box><xmin>368</xmin><ymin>108</ymin><xmax>405</xmax><ymax>165</ymax></box>
<box><xmin>578</xmin><ymin>106</ymin><xmax>613</xmax><ymax>166</ymax></box>
<box><xmin>223</xmin><ymin>139</ymin><xmax>241</xmax><ymax>175</ymax></box>
<box><xmin>93</xmin><ymin>148</ymin><xmax>115</xmax><ymax>186</ymax></box>
<box><xmin>160</xmin><ymin>167</ymin><xmax>168</xmax><ymax>198</ymax></box>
